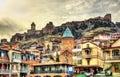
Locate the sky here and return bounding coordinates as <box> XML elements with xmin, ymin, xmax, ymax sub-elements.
<box><xmin>0</xmin><ymin>0</ymin><xmax>120</xmax><ymax>41</ymax></box>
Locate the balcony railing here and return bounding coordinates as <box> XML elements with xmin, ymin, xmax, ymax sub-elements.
<box><xmin>112</xmin><ymin>56</ymin><xmax>120</xmax><ymax>59</ymax></box>
<box><xmin>20</xmin><ymin>69</ymin><xmax>30</xmax><ymax>73</ymax></box>
<box><xmin>28</xmin><ymin>60</ymin><xmax>38</xmax><ymax>64</ymax></box>
<box><xmin>22</xmin><ymin>60</ymin><xmax>28</xmax><ymax>64</ymax></box>
<box><xmin>0</xmin><ymin>69</ymin><xmax>11</xmax><ymax>74</ymax></box>
<box><xmin>22</xmin><ymin>60</ymin><xmax>39</xmax><ymax>65</ymax></box>
<box><xmin>0</xmin><ymin>58</ymin><xmax>9</xmax><ymax>62</ymax></box>
<box><xmin>35</xmin><ymin>70</ymin><xmax>67</xmax><ymax>74</ymax></box>
<box><xmin>82</xmin><ymin>55</ymin><xmax>98</xmax><ymax>58</ymax></box>
<box><xmin>106</xmin><ymin>56</ymin><xmax>120</xmax><ymax>60</ymax></box>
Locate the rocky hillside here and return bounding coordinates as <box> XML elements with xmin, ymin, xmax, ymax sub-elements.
<box><xmin>51</xmin><ymin>14</ymin><xmax>118</xmax><ymax>39</ymax></box>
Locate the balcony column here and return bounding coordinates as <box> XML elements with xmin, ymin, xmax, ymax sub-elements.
<box><xmin>110</xmin><ymin>50</ymin><xmax>112</xmax><ymax>59</ymax></box>
<box><xmin>27</xmin><ymin>64</ymin><xmax>30</xmax><ymax>76</ymax></box>
<box><xmin>18</xmin><ymin>63</ymin><xmax>20</xmax><ymax>77</ymax></box>
<box><xmin>21</xmin><ymin>64</ymin><xmax>24</xmax><ymax>70</ymax></box>
<box><xmin>60</xmin><ymin>65</ymin><xmax>62</xmax><ymax>73</ymax></box>
<box><xmin>27</xmin><ymin>64</ymin><xmax>29</xmax><ymax>70</ymax></box>
<box><xmin>7</xmin><ymin>64</ymin><xmax>9</xmax><ymax>70</ymax></box>
<box><xmin>65</xmin><ymin>65</ymin><xmax>67</xmax><ymax>73</ymax></box>
<box><xmin>23</xmin><ymin>64</ymin><xmax>25</xmax><ymax>70</ymax></box>
<box><xmin>9</xmin><ymin>63</ymin><xmax>12</xmax><ymax>71</ymax></box>
<box><xmin>1</xmin><ymin>63</ymin><xmax>4</xmax><ymax>71</ymax></box>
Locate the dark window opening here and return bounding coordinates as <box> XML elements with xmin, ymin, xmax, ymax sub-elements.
<box><xmin>112</xmin><ymin>50</ymin><xmax>119</xmax><ymax>56</ymax></box>
<box><xmin>87</xmin><ymin>59</ymin><xmax>90</xmax><ymax>65</ymax></box>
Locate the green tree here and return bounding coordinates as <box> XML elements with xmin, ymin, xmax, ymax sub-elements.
<box><xmin>56</xmin><ymin>52</ymin><xmax>60</xmax><ymax>62</ymax></box>
<box><xmin>49</xmin><ymin>52</ymin><xmax>60</xmax><ymax>62</ymax></box>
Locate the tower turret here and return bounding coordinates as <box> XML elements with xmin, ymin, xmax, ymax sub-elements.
<box><xmin>31</xmin><ymin>22</ymin><xmax>36</xmax><ymax>30</ymax></box>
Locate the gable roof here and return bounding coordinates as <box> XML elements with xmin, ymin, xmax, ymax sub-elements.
<box><xmin>111</xmin><ymin>38</ymin><xmax>120</xmax><ymax>47</ymax></box>
<box><xmin>62</xmin><ymin>27</ymin><xmax>74</xmax><ymax>38</ymax></box>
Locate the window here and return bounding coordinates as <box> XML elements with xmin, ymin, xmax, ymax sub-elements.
<box><xmin>16</xmin><ymin>64</ymin><xmax>18</xmax><ymax>70</ymax></box>
<box><xmin>51</xmin><ymin>66</ymin><xmax>55</xmax><ymax>71</ymax></box>
<box><xmin>85</xmin><ymin>50</ymin><xmax>90</xmax><ymax>55</ymax></box>
<box><xmin>40</xmin><ymin>66</ymin><xmax>46</xmax><ymax>72</ymax></box>
<box><xmin>12</xmin><ymin>52</ymin><xmax>15</xmax><ymax>58</ymax></box>
<box><xmin>73</xmin><ymin>53</ymin><xmax>77</xmax><ymax>56</ymax></box>
<box><xmin>113</xmin><ymin>50</ymin><xmax>119</xmax><ymax>56</ymax></box>
<box><xmin>36</xmin><ymin>67</ymin><xmax>41</xmax><ymax>73</ymax></box>
<box><xmin>78</xmin><ymin>60</ymin><xmax>82</xmax><ymax>64</ymax></box>
<box><xmin>87</xmin><ymin>44</ymin><xmax>90</xmax><ymax>48</ymax></box>
<box><xmin>1</xmin><ymin>52</ymin><xmax>4</xmax><ymax>57</ymax></box>
<box><xmin>4</xmin><ymin>52</ymin><xmax>8</xmax><ymax>58</ymax></box>
<box><xmin>22</xmin><ymin>55</ymin><xmax>26</xmax><ymax>60</ymax></box>
<box><xmin>11</xmin><ymin>65</ymin><xmax>14</xmax><ymax>70</ymax></box>
<box><xmin>87</xmin><ymin>59</ymin><xmax>90</xmax><ymax>65</ymax></box>
<box><xmin>77</xmin><ymin>45</ymin><xmax>81</xmax><ymax>49</ymax></box>
<box><xmin>0</xmin><ymin>52</ymin><xmax>1</xmax><ymax>57</ymax></box>
<box><xmin>31</xmin><ymin>54</ymin><xmax>36</xmax><ymax>60</ymax></box>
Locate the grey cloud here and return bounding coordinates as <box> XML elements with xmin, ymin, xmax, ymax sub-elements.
<box><xmin>0</xmin><ymin>18</ymin><xmax>24</xmax><ymax>38</ymax></box>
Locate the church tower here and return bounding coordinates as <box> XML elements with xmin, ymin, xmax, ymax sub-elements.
<box><xmin>61</xmin><ymin>27</ymin><xmax>75</xmax><ymax>52</ymax></box>
<box><xmin>60</xmin><ymin>27</ymin><xmax>75</xmax><ymax>64</ymax></box>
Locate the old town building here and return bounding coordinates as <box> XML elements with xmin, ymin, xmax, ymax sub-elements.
<box><xmin>103</xmin><ymin>38</ymin><xmax>120</xmax><ymax>75</ymax></box>
<box><xmin>74</xmin><ymin>42</ymin><xmax>104</xmax><ymax>74</ymax></box>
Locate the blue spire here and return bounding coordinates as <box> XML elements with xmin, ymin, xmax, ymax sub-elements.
<box><xmin>62</xmin><ymin>27</ymin><xmax>74</xmax><ymax>38</ymax></box>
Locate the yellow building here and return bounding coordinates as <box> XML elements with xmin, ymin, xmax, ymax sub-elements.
<box><xmin>75</xmin><ymin>42</ymin><xmax>103</xmax><ymax>74</ymax></box>
<box><xmin>104</xmin><ymin>38</ymin><xmax>120</xmax><ymax>75</ymax></box>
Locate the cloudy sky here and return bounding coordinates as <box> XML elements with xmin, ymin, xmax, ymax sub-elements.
<box><xmin>0</xmin><ymin>0</ymin><xmax>120</xmax><ymax>41</ymax></box>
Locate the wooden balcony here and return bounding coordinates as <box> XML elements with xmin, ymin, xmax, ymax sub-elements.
<box><xmin>22</xmin><ymin>60</ymin><xmax>29</xmax><ymax>64</ymax></box>
<box><xmin>28</xmin><ymin>60</ymin><xmax>39</xmax><ymax>65</ymax></box>
<box><xmin>22</xmin><ymin>60</ymin><xmax>39</xmax><ymax>65</ymax></box>
<box><xmin>0</xmin><ymin>58</ymin><xmax>9</xmax><ymax>63</ymax></box>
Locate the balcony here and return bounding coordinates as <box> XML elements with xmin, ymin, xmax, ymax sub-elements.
<box><xmin>22</xmin><ymin>60</ymin><xmax>28</xmax><ymax>64</ymax></box>
<box><xmin>22</xmin><ymin>60</ymin><xmax>39</xmax><ymax>65</ymax></box>
<box><xmin>20</xmin><ymin>69</ymin><xmax>30</xmax><ymax>73</ymax></box>
<box><xmin>105</xmin><ymin>56</ymin><xmax>120</xmax><ymax>63</ymax></box>
<box><xmin>0</xmin><ymin>69</ymin><xmax>11</xmax><ymax>74</ymax></box>
<box><xmin>82</xmin><ymin>55</ymin><xmax>98</xmax><ymax>58</ymax></box>
<box><xmin>28</xmin><ymin>60</ymin><xmax>39</xmax><ymax>65</ymax></box>
<box><xmin>106</xmin><ymin>56</ymin><xmax>120</xmax><ymax>60</ymax></box>
<box><xmin>112</xmin><ymin>56</ymin><xmax>120</xmax><ymax>60</ymax></box>
<box><xmin>0</xmin><ymin>58</ymin><xmax>9</xmax><ymax>63</ymax></box>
